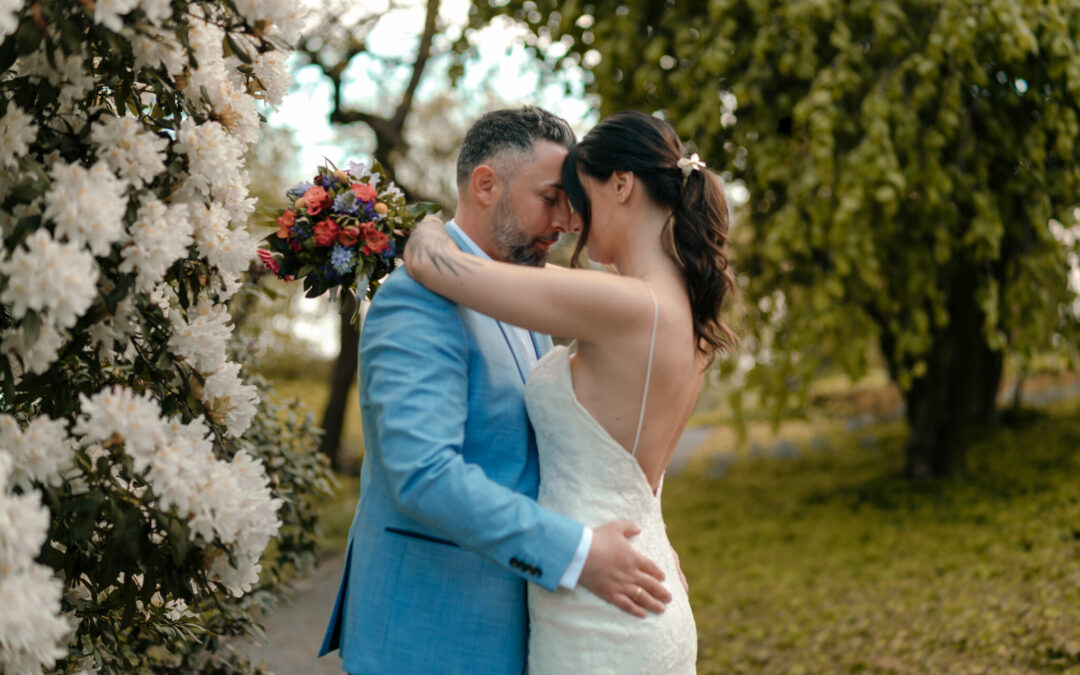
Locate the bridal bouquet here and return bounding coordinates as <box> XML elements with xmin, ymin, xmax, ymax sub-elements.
<box><xmin>258</xmin><ymin>161</ymin><xmax>438</xmax><ymax>319</ymax></box>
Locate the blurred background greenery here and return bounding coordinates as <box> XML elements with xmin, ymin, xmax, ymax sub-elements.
<box><xmin>240</xmin><ymin>0</ymin><xmax>1080</xmax><ymax>671</ymax></box>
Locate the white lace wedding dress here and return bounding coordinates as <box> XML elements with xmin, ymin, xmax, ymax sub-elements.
<box><xmin>524</xmin><ymin>303</ymin><xmax>697</xmax><ymax>674</ymax></box>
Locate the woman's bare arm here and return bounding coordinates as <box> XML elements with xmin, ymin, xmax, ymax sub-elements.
<box><xmin>404</xmin><ymin>219</ymin><xmax>652</xmax><ymax>341</ymax></box>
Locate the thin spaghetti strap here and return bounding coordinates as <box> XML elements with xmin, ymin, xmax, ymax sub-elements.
<box><xmin>631</xmin><ymin>287</ymin><xmax>659</xmax><ymax>457</ymax></box>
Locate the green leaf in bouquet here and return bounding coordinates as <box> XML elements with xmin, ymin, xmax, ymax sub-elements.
<box><xmin>407</xmin><ymin>202</ymin><xmax>443</xmax><ymax>219</ymax></box>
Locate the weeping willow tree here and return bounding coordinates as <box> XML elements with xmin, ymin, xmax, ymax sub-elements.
<box><xmin>469</xmin><ymin>0</ymin><xmax>1080</xmax><ymax>476</ymax></box>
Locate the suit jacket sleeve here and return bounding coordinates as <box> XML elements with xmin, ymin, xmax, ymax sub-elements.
<box><xmin>360</xmin><ymin>271</ymin><xmax>584</xmax><ymax>591</ymax></box>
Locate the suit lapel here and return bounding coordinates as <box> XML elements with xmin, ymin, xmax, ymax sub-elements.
<box><xmin>444</xmin><ymin>222</ymin><xmax>531</xmax><ymax>383</ymax></box>
<box><xmin>532</xmin><ymin>332</ymin><xmax>553</xmax><ymax>359</ymax></box>
<box><xmin>495</xmin><ymin>323</ymin><xmax>531</xmax><ymax>382</ymax></box>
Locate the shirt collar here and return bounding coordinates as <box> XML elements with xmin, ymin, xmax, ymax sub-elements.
<box><xmin>445</xmin><ymin>220</ymin><xmax>492</xmax><ymax>261</ymax></box>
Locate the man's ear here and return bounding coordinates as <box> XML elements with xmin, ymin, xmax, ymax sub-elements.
<box><xmin>470</xmin><ymin>165</ymin><xmax>501</xmax><ymax>208</ymax></box>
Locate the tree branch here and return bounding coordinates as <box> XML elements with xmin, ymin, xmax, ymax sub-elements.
<box><xmin>392</xmin><ymin>0</ymin><xmax>441</xmax><ymax>130</ymax></box>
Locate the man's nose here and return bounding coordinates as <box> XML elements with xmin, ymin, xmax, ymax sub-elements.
<box><xmin>552</xmin><ymin>195</ymin><xmax>575</xmax><ymax>232</ymax></box>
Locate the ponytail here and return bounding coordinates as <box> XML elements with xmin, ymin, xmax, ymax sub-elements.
<box><xmin>563</xmin><ymin>111</ymin><xmax>737</xmax><ymax>361</ymax></box>
<box><xmin>667</xmin><ymin>167</ymin><xmax>738</xmax><ymax>360</ymax></box>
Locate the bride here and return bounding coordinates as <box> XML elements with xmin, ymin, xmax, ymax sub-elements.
<box><xmin>404</xmin><ymin>110</ymin><xmax>735</xmax><ymax>673</ymax></box>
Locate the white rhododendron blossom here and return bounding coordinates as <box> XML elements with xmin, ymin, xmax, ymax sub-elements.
<box><xmin>130</xmin><ymin>25</ymin><xmax>185</xmax><ymax>76</ymax></box>
<box><xmin>93</xmin><ymin>0</ymin><xmax>139</xmax><ymax>32</ymax></box>
<box><xmin>230</xmin><ymin>0</ymin><xmax>306</xmax><ymax>45</ymax></box>
<box><xmin>0</xmin><ymin>104</ymin><xmax>36</xmax><ymax>169</ymax></box>
<box><xmin>217</xmin><ymin>271</ymin><xmax>244</xmax><ymax>300</ymax></box>
<box><xmin>0</xmin><ymin>455</ymin><xmax>71</xmax><ymax>675</ymax></box>
<box><xmin>91</xmin><ymin>115</ymin><xmax>168</xmax><ymax>186</ymax></box>
<box><xmin>189</xmin><ymin>201</ymin><xmax>258</xmax><ymax>276</ymax></box>
<box><xmin>175</xmin><ymin>119</ymin><xmax>247</xmax><ymax>198</ymax></box>
<box><xmin>44</xmin><ymin>161</ymin><xmax>128</xmax><ymax>256</ymax></box>
<box><xmin>137</xmin><ymin>0</ymin><xmax>171</xmax><ymax>25</ymax></box>
<box><xmin>87</xmin><ymin>296</ymin><xmax>139</xmax><ymax>362</ymax></box>
<box><xmin>19</xmin><ymin>47</ymin><xmax>94</xmax><ymax>108</ymax></box>
<box><xmin>0</xmin><ymin>0</ymin><xmax>20</xmax><ymax>42</ymax></box>
<box><xmin>208</xmin><ymin>548</ymin><xmax>262</xmax><ymax>598</ymax></box>
<box><xmin>168</xmin><ymin>300</ymin><xmax>233</xmax><ymax>373</ymax></box>
<box><xmin>0</xmin><ymin>415</ymin><xmax>74</xmax><ymax>490</ymax></box>
<box><xmin>204</xmin><ymin>450</ymin><xmax>282</xmax><ymax>596</ymax></box>
<box><xmin>0</xmin><ymin>1</ymin><xmax>308</xmax><ymax>667</ymax></box>
<box><xmin>252</xmin><ymin>50</ymin><xmax>291</xmax><ymax>107</ymax></box>
<box><xmin>0</xmin><ymin>229</ymin><xmax>99</xmax><ymax>328</ymax></box>
<box><xmin>0</xmin><ymin>320</ymin><xmax>65</xmax><ymax>377</ymax></box>
<box><xmin>74</xmin><ymin>386</ymin><xmax>168</xmax><ymax>467</ymax></box>
<box><xmin>0</xmin><ymin>456</ymin><xmax>50</xmax><ymax>573</ymax></box>
<box><xmin>215</xmin><ymin>172</ymin><xmax>257</xmax><ymax>226</ymax></box>
<box><xmin>0</xmin><ymin>562</ymin><xmax>71</xmax><ymax>674</ymax></box>
<box><xmin>120</xmin><ymin>197</ymin><xmax>194</xmax><ymax>292</ymax></box>
<box><xmin>202</xmin><ymin>361</ymin><xmax>259</xmax><ymax>438</ymax></box>
<box><xmin>185</xmin><ymin>18</ymin><xmax>260</xmax><ymax>145</ymax></box>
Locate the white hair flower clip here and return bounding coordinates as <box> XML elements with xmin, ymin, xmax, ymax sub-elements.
<box><xmin>677</xmin><ymin>153</ymin><xmax>707</xmax><ymax>177</ymax></box>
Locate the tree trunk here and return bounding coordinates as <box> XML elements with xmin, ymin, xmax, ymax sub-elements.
<box><xmin>901</xmin><ymin>269</ymin><xmax>1003</xmax><ymax>477</ymax></box>
<box><xmin>319</xmin><ymin>295</ymin><xmax>360</xmax><ymax>471</ymax></box>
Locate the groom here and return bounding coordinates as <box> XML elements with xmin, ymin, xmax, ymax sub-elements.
<box><xmin>319</xmin><ymin>106</ymin><xmax>671</xmax><ymax>674</ymax></box>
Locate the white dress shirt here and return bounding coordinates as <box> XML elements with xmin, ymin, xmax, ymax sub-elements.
<box><xmin>445</xmin><ymin>221</ymin><xmax>593</xmax><ymax>590</ymax></box>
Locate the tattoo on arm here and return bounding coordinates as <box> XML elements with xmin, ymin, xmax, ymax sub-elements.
<box><xmin>408</xmin><ymin>228</ymin><xmax>481</xmax><ymax>277</ymax></box>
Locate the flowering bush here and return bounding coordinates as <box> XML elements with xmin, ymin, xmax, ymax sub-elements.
<box><xmin>0</xmin><ymin>1</ymin><xmax>331</xmax><ymax>673</ymax></box>
<box><xmin>259</xmin><ymin>162</ymin><xmax>439</xmax><ymax>321</ymax></box>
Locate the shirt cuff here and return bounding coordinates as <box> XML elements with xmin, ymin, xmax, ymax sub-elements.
<box><xmin>557</xmin><ymin>526</ymin><xmax>593</xmax><ymax>590</ymax></box>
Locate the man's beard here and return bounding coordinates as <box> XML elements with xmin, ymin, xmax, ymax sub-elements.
<box><xmin>490</xmin><ymin>193</ymin><xmax>551</xmax><ymax>267</ymax></box>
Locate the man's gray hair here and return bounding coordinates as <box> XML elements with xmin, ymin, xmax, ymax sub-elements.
<box><xmin>456</xmin><ymin>106</ymin><xmax>576</xmax><ymax>187</ymax></box>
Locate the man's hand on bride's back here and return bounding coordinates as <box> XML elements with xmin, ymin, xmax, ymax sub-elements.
<box><xmin>579</xmin><ymin>520</ymin><xmax>671</xmax><ymax>618</ymax></box>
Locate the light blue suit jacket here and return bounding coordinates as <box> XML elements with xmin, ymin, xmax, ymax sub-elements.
<box><xmin>319</xmin><ymin>225</ymin><xmax>585</xmax><ymax>674</ymax></box>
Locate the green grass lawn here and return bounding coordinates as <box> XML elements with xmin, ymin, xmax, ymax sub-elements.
<box><xmin>666</xmin><ymin>401</ymin><xmax>1080</xmax><ymax>673</ymax></box>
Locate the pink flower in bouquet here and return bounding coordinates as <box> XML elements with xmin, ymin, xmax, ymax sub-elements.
<box><xmin>351</xmin><ymin>183</ymin><xmax>377</xmax><ymax>203</ymax></box>
<box><xmin>276</xmin><ymin>209</ymin><xmax>296</xmax><ymax>238</ymax></box>
<box><xmin>361</xmin><ymin>223</ymin><xmax>389</xmax><ymax>255</ymax></box>
<box><xmin>339</xmin><ymin>225</ymin><xmax>361</xmax><ymax>247</ymax></box>
<box><xmin>314</xmin><ymin>217</ymin><xmax>340</xmax><ymax>247</ymax></box>
<box><xmin>303</xmin><ymin>186</ymin><xmax>331</xmax><ymax>215</ymax></box>
<box><xmin>257</xmin><ymin>248</ymin><xmax>281</xmax><ymax>274</ymax></box>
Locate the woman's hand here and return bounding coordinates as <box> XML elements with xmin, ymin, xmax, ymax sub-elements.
<box><xmin>403</xmin><ymin>216</ymin><xmax>476</xmax><ymax>284</ymax></box>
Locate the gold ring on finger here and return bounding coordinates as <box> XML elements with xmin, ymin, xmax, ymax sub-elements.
<box><xmin>634</xmin><ymin>586</ymin><xmax>643</xmax><ymax>601</ymax></box>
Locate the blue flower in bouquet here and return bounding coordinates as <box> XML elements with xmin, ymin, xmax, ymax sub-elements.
<box><xmin>330</xmin><ymin>243</ymin><xmax>357</xmax><ymax>276</ymax></box>
<box><xmin>333</xmin><ymin>191</ymin><xmax>359</xmax><ymax>215</ymax></box>
<box><xmin>321</xmin><ymin>263</ymin><xmax>341</xmax><ymax>284</ymax></box>
<box><xmin>317</xmin><ymin>174</ymin><xmax>336</xmax><ymax>189</ymax></box>
<box><xmin>287</xmin><ymin>180</ymin><xmax>313</xmax><ymax>200</ymax></box>
<box><xmin>292</xmin><ymin>219</ymin><xmax>313</xmax><ymax>241</ymax></box>
<box><xmin>382</xmin><ymin>239</ymin><xmax>396</xmax><ymax>260</ymax></box>
<box><xmin>358</xmin><ymin>201</ymin><xmax>381</xmax><ymax>221</ymax></box>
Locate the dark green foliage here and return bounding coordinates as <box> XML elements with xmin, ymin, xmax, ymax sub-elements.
<box><xmin>468</xmin><ymin>0</ymin><xmax>1080</xmax><ymax>475</ymax></box>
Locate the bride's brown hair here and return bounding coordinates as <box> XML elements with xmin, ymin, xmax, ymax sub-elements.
<box><xmin>562</xmin><ymin>111</ymin><xmax>737</xmax><ymax>358</ymax></box>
